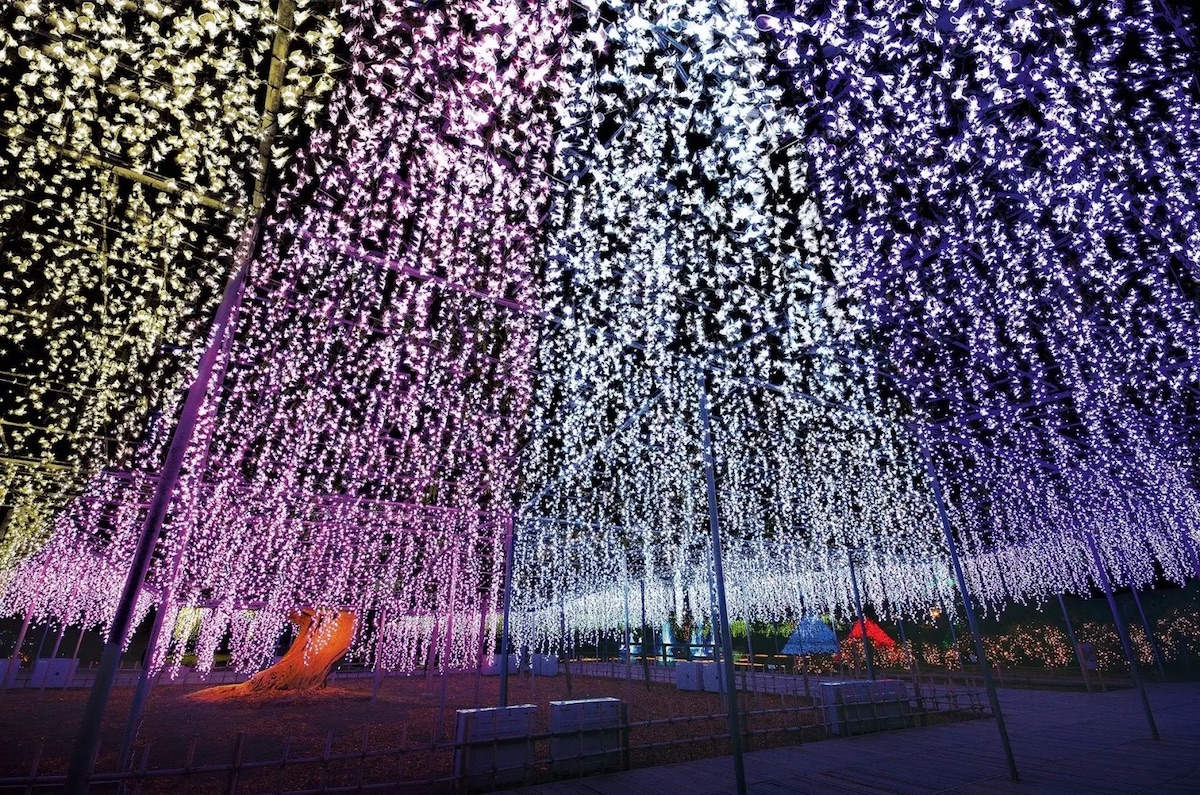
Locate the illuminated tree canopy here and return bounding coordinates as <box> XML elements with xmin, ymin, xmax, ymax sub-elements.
<box><xmin>1</xmin><ymin>0</ymin><xmax>1198</xmax><ymax>671</ymax></box>
<box><xmin>765</xmin><ymin>0</ymin><xmax>1200</xmax><ymax>608</ymax></box>
<box><xmin>0</xmin><ymin>0</ymin><xmax>342</xmax><ymax>575</ymax></box>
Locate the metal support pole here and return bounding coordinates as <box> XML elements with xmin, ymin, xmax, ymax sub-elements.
<box><xmin>560</xmin><ymin>600</ymin><xmax>573</xmax><ymax>696</ymax></box>
<box><xmin>499</xmin><ymin>515</ymin><xmax>516</xmax><ymax>708</ymax></box>
<box><xmin>794</xmin><ymin>595</ymin><xmax>813</xmax><ymax>697</ymax></box>
<box><xmin>1056</xmin><ymin>594</ymin><xmax>1091</xmax><ymax>692</ymax></box>
<box><xmin>2</xmin><ymin>611</ymin><xmax>32</xmax><ymax>692</ymax></box>
<box><xmin>119</xmin><ymin>276</ymin><xmax>242</xmax><ymax>764</ymax></box>
<box><xmin>847</xmin><ymin>552</ymin><xmax>875</xmax><ymax>681</ymax></box>
<box><xmin>1180</xmin><ymin>531</ymin><xmax>1200</xmax><ymax>581</ymax></box>
<box><xmin>623</xmin><ymin>574</ymin><xmax>633</xmax><ymax>703</ymax></box>
<box><xmin>66</xmin><ymin>625</ymin><xmax>85</xmax><ymax>689</ymax></box>
<box><xmin>698</xmin><ymin>372</ymin><xmax>746</xmax><ymax>795</ymax></box>
<box><xmin>639</xmin><ymin>579</ymin><xmax>651</xmax><ymax>690</ymax></box>
<box><xmin>120</xmin><ymin>243</ymin><xmax>242</xmax><ymax>750</ymax></box>
<box><xmin>473</xmin><ymin>606</ymin><xmax>487</xmax><ymax>703</ymax></box>
<box><xmin>436</xmin><ymin>551</ymin><xmax>460</xmax><ymax>740</ymax></box>
<box><xmin>31</xmin><ymin>623</ymin><xmax>51</xmax><ymax>666</ymax></box>
<box><xmin>1085</xmin><ymin>534</ymin><xmax>1159</xmax><ymax>740</ymax></box>
<box><xmin>66</xmin><ymin>250</ymin><xmax>253</xmax><ymax>794</ymax></box>
<box><xmin>372</xmin><ymin>607</ymin><xmax>387</xmax><ymax>702</ymax></box>
<box><xmin>38</xmin><ymin>581</ymin><xmax>80</xmax><ymax>698</ymax></box>
<box><xmin>745</xmin><ymin>625</ymin><xmax>755</xmax><ymax>691</ymax></box>
<box><xmin>921</xmin><ymin>441</ymin><xmax>1019</xmax><ymax>781</ymax></box>
<box><xmin>425</xmin><ymin>620</ymin><xmax>440</xmax><ymax>688</ymax></box>
<box><xmin>706</xmin><ymin>551</ymin><xmax>724</xmax><ymax>696</ymax></box>
<box><xmin>898</xmin><ymin>616</ymin><xmax>923</xmax><ymax>700</ymax></box>
<box><xmin>1126</xmin><ymin>580</ymin><xmax>1166</xmax><ymax>682</ymax></box>
<box><xmin>118</xmin><ymin>596</ymin><xmax>171</xmax><ymax>769</ymax></box>
<box><xmin>39</xmin><ymin>621</ymin><xmax>68</xmax><ymax>696</ymax></box>
<box><xmin>829</xmin><ymin>617</ymin><xmax>843</xmax><ymax>677</ymax></box>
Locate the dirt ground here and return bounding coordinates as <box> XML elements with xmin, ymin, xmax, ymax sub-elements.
<box><xmin>0</xmin><ymin>668</ymin><xmax>964</xmax><ymax>792</ymax></box>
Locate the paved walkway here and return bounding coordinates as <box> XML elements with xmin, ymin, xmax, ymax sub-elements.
<box><xmin>512</xmin><ymin>682</ymin><xmax>1200</xmax><ymax>794</ymax></box>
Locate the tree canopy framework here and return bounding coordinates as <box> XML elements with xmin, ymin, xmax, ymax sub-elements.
<box><xmin>0</xmin><ymin>0</ymin><xmax>343</xmax><ymax>578</ymax></box>
<box><xmin>2</xmin><ymin>0</ymin><xmax>565</xmax><ymax>675</ymax></box>
<box><xmin>513</xmin><ymin>0</ymin><xmax>953</xmax><ymax>648</ymax></box>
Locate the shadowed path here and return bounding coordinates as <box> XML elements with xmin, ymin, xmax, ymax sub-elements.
<box><xmin>512</xmin><ymin>682</ymin><xmax>1200</xmax><ymax>794</ymax></box>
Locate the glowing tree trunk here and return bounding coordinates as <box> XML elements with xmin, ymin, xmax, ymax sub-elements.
<box><xmin>195</xmin><ymin>610</ymin><xmax>356</xmax><ymax>699</ymax></box>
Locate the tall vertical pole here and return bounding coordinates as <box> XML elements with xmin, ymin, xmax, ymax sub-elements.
<box><xmin>829</xmin><ymin>617</ymin><xmax>844</xmax><ymax>676</ymax></box>
<box><xmin>425</xmin><ymin>620</ymin><xmax>440</xmax><ymax>688</ymax></box>
<box><xmin>31</xmin><ymin>624</ymin><xmax>51</xmax><ymax>667</ymax></box>
<box><xmin>559</xmin><ymin>599</ymin><xmax>573</xmax><ymax>695</ymax></box>
<box><xmin>498</xmin><ymin>515</ymin><xmax>516</xmax><ymax>708</ymax></box>
<box><xmin>1180</xmin><ymin>531</ymin><xmax>1200</xmax><ymax>580</ymax></box>
<box><xmin>793</xmin><ymin>584</ymin><xmax>813</xmax><ymax>696</ymax></box>
<box><xmin>1125</xmin><ymin>579</ymin><xmax>1166</xmax><ymax>682</ymax></box>
<box><xmin>847</xmin><ymin>552</ymin><xmax>875</xmax><ymax>681</ymax></box>
<box><xmin>473</xmin><ymin>604</ymin><xmax>487</xmax><ymax>703</ymax></box>
<box><xmin>707</xmin><ymin>550</ymin><xmax>724</xmax><ymax>694</ymax></box>
<box><xmin>1</xmin><ymin>611</ymin><xmax>32</xmax><ymax>692</ymax></box>
<box><xmin>639</xmin><ymin>579</ymin><xmax>651</xmax><ymax>689</ymax></box>
<box><xmin>921</xmin><ymin>440</ymin><xmax>1019</xmax><ymax>782</ymax></box>
<box><xmin>40</xmin><ymin>622</ymin><xmax>68</xmax><ymax>695</ymax></box>
<box><xmin>897</xmin><ymin>616</ymin><xmax>922</xmax><ymax>699</ymax></box>
<box><xmin>66</xmin><ymin>246</ymin><xmax>253</xmax><ymax>794</ymax></box>
<box><xmin>117</xmin><ymin>595</ymin><xmax>171</xmax><ymax>768</ymax></box>
<box><xmin>1056</xmin><ymin>594</ymin><xmax>1091</xmax><ymax>692</ymax></box>
<box><xmin>1085</xmin><ymin>534</ymin><xmax>1159</xmax><ymax>740</ymax></box>
<box><xmin>698</xmin><ymin>373</ymin><xmax>746</xmax><ymax>795</ymax></box>
<box><xmin>443</xmin><ymin>551</ymin><xmax>460</xmax><ymax>673</ymax></box>
<box><xmin>436</xmin><ymin>548</ymin><xmax>460</xmax><ymax>740</ymax></box>
<box><xmin>745</xmin><ymin>625</ymin><xmax>755</xmax><ymax>689</ymax></box>
<box><xmin>372</xmin><ymin>606</ymin><xmax>388</xmax><ymax>702</ymax></box>
<box><xmin>120</xmin><ymin>253</ymin><xmax>246</xmax><ymax>762</ymax></box>
<box><xmin>1</xmin><ymin>571</ymin><xmax>46</xmax><ymax>697</ymax></box>
<box><xmin>66</xmin><ymin>626</ymin><xmax>86</xmax><ymax>689</ymax></box>
<box><xmin>623</xmin><ymin>571</ymin><xmax>633</xmax><ymax>702</ymax></box>
<box><xmin>37</xmin><ymin>581</ymin><xmax>81</xmax><ymax>698</ymax></box>
<box><xmin>940</xmin><ymin>593</ymin><xmax>959</xmax><ymax>666</ymax></box>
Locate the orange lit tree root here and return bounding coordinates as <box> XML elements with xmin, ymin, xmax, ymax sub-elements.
<box><xmin>192</xmin><ymin>610</ymin><xmax>356</xmax><ymax>701</ymax></box>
